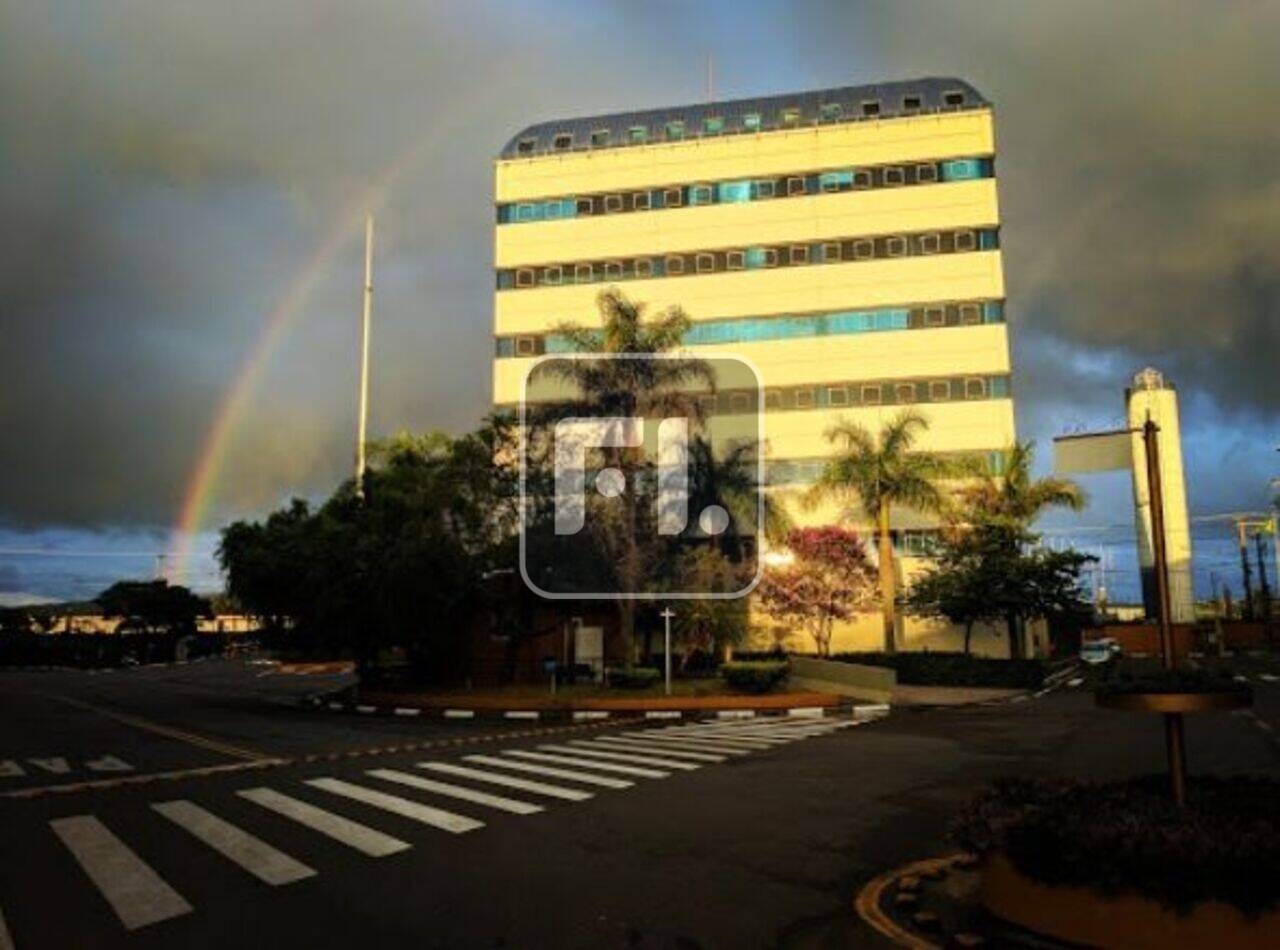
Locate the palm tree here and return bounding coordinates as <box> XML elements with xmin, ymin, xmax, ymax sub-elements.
<box><xmin>545</xmin><ymin>289</ymin><xmax>714</xmax><ymax>663</ymax></box>
<box><xmin>804</xmin><ymin>409</ymin><xmax>951</xmax><ymax>653</ymax></box>
<box><xmin>687</xmin><ymin>436</ymin><xmax>793</xmax><ymax>555</ymax></box>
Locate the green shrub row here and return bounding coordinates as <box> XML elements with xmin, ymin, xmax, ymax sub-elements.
<box><xmin>830</xmin><ymin>650</ymin><xmax>1046</xmax><ymax>688</ymax></box>
<box><xmin>719</xmin><ymin>660</ymin><xmax>789</xmax><ymax>694</ymax></box>
<box><xmin>1096</xmin><ymin>664</ymin><xmax>1252</xmax><ymax>696</ymax></box>
<box><xmin>606</xmin><ymin>666</ymin><xmax>661</xmax><ymax>689</ymax></box>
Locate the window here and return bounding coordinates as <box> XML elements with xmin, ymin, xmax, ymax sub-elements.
<box><xmin>852</xmin><ymin>239</ymin><xmax>874</xmax><ymax>260</ymax></box>
<box><xmin>698</xmin><ymin>395</ymin><xmax>717</xmax><ymax>416</ymax></box>
<box><xmin>517</xmin><ymin>138</ymin><xmax>536</xmax><ymax>155</ymax></box>
<box><xmin>924</xmin><ymin>305</ymin><xmax>945</xmax><ymax>327</ymax></box>
<box><xmin>886</xmin><ymin>236</ymin><xmax>908</xmax><ymax>257</ymax></box>
<box><xmin>726</xmin><ymin>250</ymin><xmax>745</xmax><ymax>270</ymax></box>
<box><xmin>822</xmin><ymin>242</ymin><xmax>842</xmax><ymax>263</ymax></box>
<box><xmin>828</xmin><ymin>386</ymin><xmax>848</xmax><ymax>406</ymax></box>
<box><xmin>929</xmin><ymin>380</ymin><xmax>952</xmax><ymax>401</ymax></box>
<box><xmin>917</xmin><ymin>163</ymin><xmax>938</xmax><ymax>183</ymax></box>
<box><xmin>920</xmin><ymin>232</ymin><xmax>941</xmax><ymax>255</ymax></box>
<box><xmin>718</xmin><ymin>180</ymin><xmax>752</xmax><ymax>203</ymax></box>
<box><xmin>633</xmin><ymin>191</ymin><xmax>650</xmax><ymax>211</ymax></box>
<box><xmin>764</xmin><ymin>389</ymin><xmax>781</xmax><ymax>410</ymax></box>
<box><xmin>795</xmin><ymin>388</ymin><xmax>814</xmax><ymax>408</ymax></box>
<box><xmin>745</xmin><ymin>247</ymin><xmax>777</xmax><ymax>268</ymax></box>
<box><xmin>516</xmin><ymin>337</ymin><xmax>538</xmax><ymax>356</ymax></box>
<box><xmin>959</xmin><ymin>303</ymin><xmax>982</xmax><ymax>325</ymax></box>
<box><xmin>664</xmin><ymin>187</ymin><xmax>683</xmax><ymax>208</ymax></box>
<box><xmin>756</xmin><ymin>179</ymin><xmax>776</xmax><ymax>199</ymax></box>
<box><xmin>819</xmin><ymin>102</ymin><xmax>842</xmax><ymax>122</ymax></box>
<box><xmin>515</xmin><ymin>203</ymin><xmax>536</xmax><ymax>222</ymax></box>
<box><xmin>635</xmin><ymin>258</ymin><xmax>653</xmax><ymax>279</ymax></box>
<box><xmin>576</xmin><ymin>197</ymin><xmax>594</xmax><ymax>215</ymax></box>
<box><xmin>902</xmin><ymin>95</ymin><xmax>922</xmax><ymax>112</ymax></box>
<box><xmin>604</xmin><ymin>194</ymin><xmax>624</xmax><ymax>213</ymax></box>
<box><xmin>543</xmin><ymin>266</ymin><xmax>563</xmax><ymax>285</ymax></box>
<box><xmin>591</xmin><ymin>129</ymin><xmax>609</xmax><ymax>147</ymax></box>
<box><xmin>965</xmin><ymin>377</ymin><xmax>987</xmax><ymax>399</ymax></box>
<box><xmin>786</xmin><ymin>176</ymin><xmax>806</xmax><ymax>196</ymax></box>
<box><xmin>495</xmin><ymin>338</ymin><xmax>515</xmax><ymax>358</ymax></box>
<box><xmin>730</xmin><ymin>392</ymin><xmax>750</xmax><ymax>414</ymax></box>
<box><xmin>853</xmin><ymin>169</ymin><xmax>873</xmax><ymax>189</ymax></box>
<box><xmin>575</xmin><ymin>263</ymin><xmax>593</xmax><ymax>283</ymax></box>
<box><xmin>603</xmin><ymin>261</ymin><xmax>622</xmax><ymax>280</ymax></box>
<box><xmin>702</xmin><ymin>116</ymin><xmax>724</xmax><ymax>134</ymax></box>
<box><xmin>943</xmin><ymin>90</ymin><xmax>965</xmax><ymax>108</ymax></box>
<box><xmin>515</xmin><ymin>268</ymin><xmax>535</xmax><ymax>288</ymax></box>
<box><xmin>743</xmin><ymin>112</ymin><xmax>762</xmax><ymax>132</ymax></box>
<box><xmin>861</xmin><ymin>384</ymin><xmax>882</xmax><ymax>405</ymax></box>
<box><xmin>696</xmin><ymin>253</ymin><xmax>715</xmax><ymax>273</ymax></box>
<box><xmin>895</xmin><ymin>382</ymin><xmax>918</xmax><ymax>404</ymax></box>
<box><xmin>665</xmin><ymin>120</ymin><xmax>685</xmax><ymax>140</ymax></box>
<box><xmin>780</xmin><ymin>107</ymin><xmax>801</xmax><ymax>127</ymax></box>
<box><xmin>690</xmin><ymin>183</ymin><xmax>714</xmax><ymax>205</ymax></box>
<box><xmin>955</xmin><ymin>229</ymin><xmax>977</xmax><ymax>252</ymax></box>
<box><xmin>553</xmin><ymin>133</ymin><xmax>573</xmax><ymax>150</ymax></box>
<box><xmin>861</xmin><ymin>99</ymin><xmax>881</xmax><ymax>117</ymax></box>
<box><xmin>664</xmin><ymin>255</ymin><xmax>686</xmax><ymax>275</ymax></box>
<box><xmin>789</xmin><ymin>245</ymin><xmax>809</xmax><ymax>265</ymax></box>
<box><xmin>628</xmin><ymin>125</ymin><xmax>647</xmax><ymax>144</ymax></box>
<box><xmin>884</xmin><ymin>166</ymin><xmax>905</xmax><ymax>187</ymax></box>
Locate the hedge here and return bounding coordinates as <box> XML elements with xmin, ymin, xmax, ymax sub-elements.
<box><xmin>830</xmin><ymin>651</ymin><xmax>1046</xmax><ymax>688</ymax></box>
<box><xmin>720</xmin><ymin>660</ymin><xmax>789</xmax><ymax>694</ymax></box>
<box><xmin>606</xmin><ymin>666</ymin><xmax>661</xmax><ymax>689</ymax></box>
<box><xmin>1097</xmin><ymin>664</ymin><xmax>1253</xmax><ymax>697</ymax></box>
<box><xmin>953</xmin><ymin>775</ymin><xmax>1280</xmax><ymax>914</ymax></box>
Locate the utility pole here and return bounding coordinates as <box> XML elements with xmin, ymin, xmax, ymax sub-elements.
<box><xmin>1238</xmin><ymin>520</ymin><xmax>1255</xmax><ymax>620</ymax></box>
<box><xmin>355</xmin><ymin>214</ymin><xmax>374</xmax><ymax>501</ymax></box>
<box><xmin>1255</xmin><ymin>528</ymin><xmax>1272</xmax><ymax>622</ymax></box>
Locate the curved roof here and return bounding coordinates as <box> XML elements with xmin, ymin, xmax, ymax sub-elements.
<box><xmin>499</xmin><ymin>77</ymin><xmax>987</xmax><ymax>160</ymax></box>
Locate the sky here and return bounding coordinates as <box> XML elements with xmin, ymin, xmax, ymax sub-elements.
<box><xmin>1</xmin><ymin>0</ymin><xmax>1277</xmax><ymax>601</ymax></box>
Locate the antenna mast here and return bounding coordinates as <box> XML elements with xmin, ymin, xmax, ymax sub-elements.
<box><xmin>355</xmin><ymin>213</ymin><xmax>374</xmax><ymax>500</ymax></box>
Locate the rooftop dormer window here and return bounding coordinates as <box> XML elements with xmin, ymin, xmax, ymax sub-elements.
<box><xmin>628</xmin><ymin>125</ymin><xmax>647</xmax><ymax>144</ymax></box>
<box><xmin>780</xmin><ymin>107</ymin><xmax>801</xmax><ymax>127</ymax></box>
<box><xmin>819</xmin><ymin>103</ymin><xmax>842</xmax><ymax>122</ymax></box>
<box><xmin>943</xmin><ymin>90</ymin><xmax>965</xmax><ymax>107</ymax></box>
<box><xmin>742</xmin><ymin>112</ymin><xmax>762</xmax><ymax>132</ymax></box>
<box><xmin>902</xmin><ymin>95</ymin><xmax>921</xmax><ymax>112</ymax></box>
<box><xmin>591</xmin><ymin>129</ymin><xmax>609</xmax><ymax>147</ymax></box>
<box><xmin>553</xmin><ymin>133</ymin><xmax>573</xmax><ymax>150</ymax></box>
<box><xmin>861</xmin><ymin>99</ymin><xmax>881</xmax><ymax>117</ymax></box>
<box><xmin>665</xmin><ymin>120</ymin><xmax>685</xmax><ymax>140</ymax></box>
<box><xmin>702</xmin><ymin>116</ymin><xmax>724</xmax><ymax>134</ymax></box>
<box><xmin>517</xmin><ymin>138</ymin><xmax>536</xmax><ymax>155</ymax></box>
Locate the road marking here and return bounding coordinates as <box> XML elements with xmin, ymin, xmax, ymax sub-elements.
<box><xmin>1261</xmin><ymin>674</ymin><xmax>1278</xmax><ymax>682</ymax></box>
<box><xmin>1068</xmin><ymin>677</ymin><xmax>1085</xmax><ymax>687</ymax></box>
<box><xmin>616</xmin><ymin>733</ymin><xmax>753</xmax><ymax>755</ymax></box>
<box><xmin>50</xmin><ymin>815</ymin><xmax>193</xmax><ymax>931</ymax></box>
<box><xmin>151</xmin><ymin>800</ymin><xmax>315</xmax><ymax>886</ymax></box>
<box><xmin>538</xmin><ymin>744</ymin><xmax>700</xmax><ymax>770</ymax></box>
<box><xmin>461</xmin><ymin>755</ymin><xmax>633</xmax><ymax>789</ymax></box>
<box><xmin>393</xmin><ymin>708</ymin><xmax>421</xmax><ymax>717</ymax></box>
<box><xmin>86</xmin><ymin>755</ymin><xmax>133</xmax><ymax>773</ymax></box>
<box><xmin>788</xmin><ymin>707</ymin><xmax>826</xmax><ymax>717</ymax></box>
<box><xmin>356</xmin><ymin>705</ymin><xmax>377</xmax><ymax>714</ymax></box>
<box><xmin>28</xmin><ymin>758</ymin><xmax>70</xmax><ymax>775</ymax></box>
<box><xmin>306</xmin><ymin>778</ymin><xmax>483</xmax><ymax>833</ymax></box>
<box><xmin>328</xmin><ymin>702</ymin><xmax>345</xmax><ymax>711</ymax></box>
<box><xmin>677</xmin><ymin>726</ymin><xmax>809</xmax><ymax>741</ymax></box>
<box><xmin>367</xmin><ymin>768</ymin><xmax>543</xmax><ymax>815</ymax></box>
<box><xmin>500</xmin><ymin>750</ymin><xmax>669</xmax><ymax>778</ymax></box>
<box><xmin>651</xmin><ymin>730</ymin><xmax>784</xmax><ymax>746</ymax></box>
<box><xmin>420</xmin><ymin>762</ymin><xmax>594</xmax><ymax>801</ymax></box>
<box><xmin>504</xmin><ymin>711</ymin><xmax>539</xmax><ymax>720</ymax></box>
<box><xmin>573</xmin><ymin>711</ymin><xmax>610</xmax><ymax>720</ymax></box>
<box><xmin>0</xmin><ymin>761</ymin><xmax>25</xmax><ymax>778</ymax></box>
<box><xmin>716</xmin><ymin>710</ymin><xmax>755</xmax><ymax>719</ymax></box>
<box><xmin>236</xmin><ymin>787</ymin><xmax>410</xmax><ymax>857</ymax></box>
<box><xmin>443</xmin><ymin>709</ymin><xmax>475</xmax><ymax>719</ymax></box>
<box><xmin>569</xmin><ymin>739</ymin><xmax>726</xmax><ymax>762</ymax></box>
<box><xmin>644</xmin><ymin>711</ymin><xmax>681</xmax><ymax>719</ymax></box>
<box><xmin>0</xmin><ymin>905</ymin><xmax>14</xmax><ymax>950</ymax></box>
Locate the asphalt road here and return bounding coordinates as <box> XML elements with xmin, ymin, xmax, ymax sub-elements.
<box><xmin>1</xmin><ymin>658</ymin><xmax>1278</xmax><ymax>949</ymax></box>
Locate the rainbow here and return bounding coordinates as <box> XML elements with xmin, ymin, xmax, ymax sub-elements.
<box><xmin>166</xmin><ymin>112</ymin><xmax>486</xmax><ymax>582</ymax></box>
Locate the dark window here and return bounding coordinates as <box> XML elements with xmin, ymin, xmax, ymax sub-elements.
<box><xmin>819</xmin><ymin>103</ymin><xmax>842</xmax><ymax>122</ymax></box>
<box><xmin>861</xmin><ymin>384</ymin><xmax>882</xmax><ymax>406</ymax></box>
<box><xmin>517</xmin><ymin>138</ymin><xmax>536</xmax><ymax>155</ymax></box>
<box><xmin>515</xmin><ymin>268</ymin><xmax>535</xmax><ymax>288</ymax></box>
<box><xmin>822</xmin><ymin>242</ymin><xmax>842</xmax><ymax>263</ymax></box>
<box><xmin>730</xmin><ymin>392</ymin><xmax>750</xmax><ymax>414</ymax></box>
<box><xmin>886</xmin><ymin>236</ymin><xmax>908</xmax><ymax>257</ymax></box>
<box><xmin>764</xmin><ymin>389</ymin><xmax>781</xmax><ymax>410</ymax></box>
<box><xmin>795</xmin><ymin>389</ymin><xmax>814</xmax><ymax>409</ymax></box>
<box><xmin>828</xmin><ymin>386</ymin><xmax>848</xmax><ymax>406</ymax></box>
<box><xmin>690</xmin><ymin>184</ymin><xmax>714</xmax><ymax>205</ymax></box>
<box><xmin>861</xmin><ymin>100</ymin><xmax>881</xmax><ymax>117</ymax></box>
<box><xmin>576</xmin><ymin>197</ymin><xmax>593</xmax><ymax>215</ymax></box>
<box><xmin>553</xmin><ymin>133</ymin><xmax>573</xmax><ymax>150</ymax></box>
<box><xmin>929</xmin><ymin>380</ymin><xmax>952</xmax><ymax>401</ymax></box>
<box><xmin>902</xmin><ymin>95</ymin><xmax>922</xmax><ymax>112</ymax></box>
<box><xmin>575</xmin><ymin>263</ymin><xmax>593</xmax><ymax>283</ymax></box>
<box><xmin>602</xmin><ymin>261</ymin><xmax>622</xmax><ymax>280</ymax></box>
<box><xmin>633</xmin><ymin>191</ymin><xmax>650</xmax><ymax>211</ymax></box>
<box><xmin>944</xmin><ymin>90</ymin><xmax>965</xmax><ymax>107</ymax></box>
<box><xmin>917</xmin><ymin>163</ymin><xmax>938</xmax><ymax>183</ymax></box>
<box><xmin>884</xmin><ymin>166</ymin><xmax>905</xmax><ymax>186</ymax></box>
<box><xmin>965</xmin><ymin>377</ymin><xmax>986</xmax><ymax>399</ymax></box>
<box><xmin>955</xmin><ymin>230</ymin><xmax>977</xmax><ymax>252</ymax></box>
<box><xmin>516</xmin><ymin>337</ymin><xmax>538</xmax><ymax>356</ymax></box>
<box><xmin>665</xmin><ymin>255</ymin><xmax>685</xmax><ymax>275</ymax></box>
<box><xmin>591</xmin><ymin>129</ymin><xmax>609</xmax><ymax>147</ymax></box>
<box><xmin>853</xmin><ymin>169</ymin><xmax>872</xmax><ymax>189</ymax></box>
<box><xmin>959</xmin><ymin>303</ymin><xmax>982</xmax><ymax>325</ymax></box>
<box><xmin>543</xmin><ymin>266</ymin><xmax>562</xmax><ymax>285</ymax></box>
<box><xmin>895</xmin><ymin>382</ymin><xmax>918</xmax><ymax>404</ymax></box>
<box><xmin>664</xmin><ymin>187</ymin><xmax>683</xmax><ymax>208</ymax></box>
<box><xmin>635</xmin><ymin>258</ymin><xmax>652</xmax><ymax>279</ymax></box>
<box><xmin>920</xmin><ymin>233</ymin><xmax>941</xmax><ymax>255</ymax></box>
<box><xmin>726</xmin><ymin>250</ymin><xmax>745</xmax><ymax>270</ymax></box>
<box><xmin>924</xmin><ymin>305</ymin><xmax>945</xmax><ymax>327</ymax></box>
<box><xmin>852</xmin><ymin>239</ymin><xmax>874</xmax><ymax>260</ymax></box>
<box><xmin>696</xmin><ymin>253</ymin><xmax>715</xmax><ymax>273</ymax></box>
<box><xmin>786</xmin><ymin>176</ymin><xmax>806</xmax><ymax>196</ymax></box>
<box><xmin>789</xmin><ymin>245</ymin><xmax>809</xmax><ymax>265</ymax></box>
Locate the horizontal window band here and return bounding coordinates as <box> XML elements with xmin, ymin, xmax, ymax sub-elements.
<box><xmin>501</xmin><ymin>373</ymin><xmax>1011</xmax><ymax>415</ymax></box>
<box><xmin>765</xmin><ymin>449</ymin><xmax>1011</xmax><ymax>486</ymax></box>
<box><xmin>497</xmin><ymin>227</ymin><xmax>999</xmax><ymax>290</ymax></box>
<box><xmin>496</xmin><ymin>300</ymin><xmax>1004</xmax><ymax>358</ymax></box>
<box><xmin>496</xmin><ymin>157</ymin><xmax>993</xmax><ymax>224</ymax></box>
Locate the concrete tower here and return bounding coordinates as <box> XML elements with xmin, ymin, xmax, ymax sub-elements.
<box><xmin>1127</xmin><ymin>367</ymin><xmax>1194</xmax><ymax>622</ymax></box>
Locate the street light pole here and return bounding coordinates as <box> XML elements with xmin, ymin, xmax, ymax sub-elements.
<box><xmin>355</xmin><ymin>213</ymin><xmax>374</xmax><ymax>501</ymax></box>
<box><xmin>660</xmin><ymin>607</ymin><xmax>675</xmax><ymax>696</ymax></box>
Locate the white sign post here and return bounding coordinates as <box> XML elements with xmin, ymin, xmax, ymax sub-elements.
<box><xmin>659</xmin><ymin>607</ymin><xmax>675</xmax><ymax>696</ymax></box>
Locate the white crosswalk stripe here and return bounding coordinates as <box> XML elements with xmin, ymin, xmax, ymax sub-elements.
<box><xmin>536</xmin><ymin>744</ymin><xmax>700</xmax><ymax>770</ymax></box>
<box><xmin>50</xmin><ymin>815</ymin><xmax>193</xmax><ymax>931</ymax></box>
<box><xmin>367</xmin><ymin>769</ymin><xmax>544</xmax><ymax>815</ymax></box>
<box><xmin>305</xmin><ymin>778</ymin><xmax>483</xmax><ymax>833</ymax></box>
<box><xmin>236</xmin><ymin>787</ymin><xmax>410</xmax><ymax>857</ymax></box>
<box><xmin>616</xmin><ymin>732</ymin><xmax>755</xmax><ymax>754</ymax></box>
<box><xmin>640</xmin><ymin>730</ymin><xmax>782</xmax><ymax>748</ymax></box>
<box><xmin>151</xmin><ymin>800</ymin><xmax>316</xmax><ymax>886</ymax></box>
<box><xmin>461</xmin><ymin>754</ymin><xmax>634</xmax><ymax>789</ymax></box>
<box><xmin>420</xmin><ymin>762</ymin><xmax>595</xmax><ymax>800</ymax></box>
<box><xmin>500</xmin><ymin>749</ymin><xmax>669</xmax><ymax>778</ymax></box>
<box><xmin>568</xmin><ymin>739</ymin><xmax>727</xmax><ymax>762</ymax></box>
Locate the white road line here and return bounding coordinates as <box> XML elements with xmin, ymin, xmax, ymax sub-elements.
<box><xmin>236</xmin><ymin>787</ymin><xmax>409</xmax><ymax>857</ymax></box>
<box><xmin>537</xmin><ymin>744</ymin><xmax>700</xmax><ymax>770</ymax></box>
<box><xmin>644</xmin><ymin>711</ymin><xmax>682</xmax><ymax>719</ymax></box>
<box><xmin>367</xmin><ymin>769</ymin><xmax>543</xmax><ymax>815</ymax></box>
<box><xmin>504</xmin><ymin>711</ymin><xmax>539</xmax><ymax>720</ymax></box>
<box><xmin>394</xmin><ymin>708</ymin><xmax>421</xmax><ymax>717</ymax></box>
<box><xmin>1260</xmin><ymin>673</ymin><xmax>1279</xmax><ymax>682</ymax></box>
<box><xmin>305</xmin><ymin>778</ymin><xmax>483</xmax><ymax>834</ymax></box>
<box><xmin>787</xmin><ymin>707</ymin><xmax>826</xmax><ymax>717</ymax></box>
<box><xmin>569</xmin><ymin>739</ymin><xmax>726</xmax><ymax>762</ymax></box>
<box><xmin>573</xmin><ymin>710</ymin><xmax>610</xmax><ymax>720</ymax></box>
<box><xmin>655</xmin><ymin>730</ymin><xmax>787</xmax><ymax>745</ymax></box>
<box><xmin>443</xmin><ymin>709</ymin><xmax>475</xmax><ymax>719</ymax></box>
<box><xmin>356</xmin><ymin>705</ymin><xmax>377</xmax><ymax>714</ymax></box>
<box><xmin>0</xmin><ymin>904</ymin><xmax>12</xmax><ymax>950</ymax></box>
<box><xmin>500</xmin><ymin>750</ymin><xmax>669</xmax><ymax>778</ymax></box>
<box><xmin>716</xmin><ymin>710</ymin><xmax>755</xmax><ymax>719</ymax></box>
<box><xmin>50</xmin><ymin>815</ymin><xmax>193</xmax><ymax>931</ymax></box>
<box><xmin>420</xmin><ymin>762</ymin><xmax>595</xmax><ymax>800</ymax></box>
<box><xmin>616</xmin><ymin>733</ymin><xmax>753</xmax><ymax>754</ymax></box>
<box><xmin>151</xmin><ymin>800</ymin><xmax>315</xmax><ymax>886</ymax></box>
<box><xmin>461</xmin><ymin>755</ymin><xmax>633</xmax><ymax>789</ymax></box>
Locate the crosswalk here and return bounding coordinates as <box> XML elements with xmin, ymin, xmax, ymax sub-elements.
<box><xmin>8</xmin><ymin>714</ymin><xmax>859</xmax><ymax>943</ymax></box>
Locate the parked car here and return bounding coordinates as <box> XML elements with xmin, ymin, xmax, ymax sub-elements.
<box><xmin>1080</xmin><ymin>637</ymin><xmax>1122</xmax><ymax>665</ymax></box>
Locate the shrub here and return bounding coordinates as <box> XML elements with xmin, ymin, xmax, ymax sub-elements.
<box><xmin>607</xmin><ymin>666</ymin><xmax>661</xmax><ymax>689</ymax></box>
<box><xmin>952</xmin><ymin>775</ymin><xmax>1280</xmax><ymax>915</ymax></box>
<box><xmin>720</xmin><ymin>660</ymin><xmax>789</xmax><ymax>694</ymax></box>
<box><xmin>830</xmin><ymin>651</ymin><xmax>1045</xmax><ymax>688</ymax></box>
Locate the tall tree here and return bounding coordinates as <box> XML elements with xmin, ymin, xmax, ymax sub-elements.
<box><xmin>804</xmin><ymin>409</ymin><xmax>952</xmax><ymax>653</ymax></box>
<box><xmin>544</xmin><ymin>289</ymin><xmax>715</xmax><ymax>663</ymax></box>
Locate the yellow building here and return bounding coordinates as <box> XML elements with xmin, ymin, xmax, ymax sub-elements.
<box><xmin>493</xmin><ymin>79</ymin><xmax>1017</xmax><ymax>651</ymax></box>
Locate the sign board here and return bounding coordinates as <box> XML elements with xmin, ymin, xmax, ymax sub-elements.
<box><xmin>1053</xmin><ymin>429</ymin><xmax>1134</xmax><ymax>475</ymax></box>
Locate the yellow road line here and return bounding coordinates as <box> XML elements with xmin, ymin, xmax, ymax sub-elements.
<box><xmin>853</xmin><ymin>854</ymin><xmax>960</xmax><ymax>949</ymax></box>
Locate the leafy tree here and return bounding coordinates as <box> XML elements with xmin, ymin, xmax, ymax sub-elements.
<box><xmin>804</xmin><ymin>409</ymin><xmax>954</xmax><ymax>653</ymax></box>
<box><xmin>0</xmin><ymin>607</ymin><xmax>32</xmax><ymax>635</ymax></box>
<box><xmin>95</xmin><ymin>580</ymin><xmax>209</xmax><ymax>636</ymax></box>
<box><xmin>756</xmin><ymin>526</ymin><xmax>876</xmax><ymax>656</ymax></box>
<box><xmin>903</xmin><ymin>537</ymin><xmax>1003</xmax><ymax>656</ymax></box>
<box><xmin>669</xmin><ymin>547</ymin><xmax>751</xmax><ymax>668</ymax></box>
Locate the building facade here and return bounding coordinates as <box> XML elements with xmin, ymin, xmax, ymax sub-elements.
<box><xmin>492</xmin><ymin>77</ymin><xmax>1016</xmax><ymax>568</ymax></box>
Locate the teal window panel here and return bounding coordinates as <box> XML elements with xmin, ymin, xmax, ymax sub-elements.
<box><xmin>979</xmin><ymin>229</ymin><xmax>1000</xmax><ymax>250</ymax></box>
<box><xmin>496</xmin><ymin>206</ymin><xmax>512</xmax><ymax>224</ymax></box>
<box><xmin>689</xmin><ymin>184</ymin><xmax>715</xmax><ymax>205</ymax></box>
<box><xmin>665</xmin><ymin>120</ymin><xmax>685</xmax><ymax>140</ymax></box>
<box><xmin>989</xmin><ymin>376</ymin><xmax>1010</xmax><ymax>398</ymax></box>
<box><xmin>515</xmin><ymin>203</ymin><xmax>538</xmax><ymax>222</ymax></box>
<box><xmin>495</xmin><ymin>338</ymin><xmax>515</xmax><ymax>358</ymax></box>
<box><xmin>703</xmin><ymin>116</ymin><xmax>725</xmax><ymax>134</ymax></box>
<box><xmin>496</xmin><ymin>272</ymin><xmax>514</xmax><ymax>290</ymax></box>
<box><xmin>940</xmin><ymin>158</ymin><xmax>986</xmax><ymax>181</ymax></box>
<box><xmin>742</xmin><ymin>112</ymin><xmax>762</xmax><ymax>132</ymax></box>
<box><xmin>819</xmin><ymin>170</ymin><xmax>854</xmax><ymax>191</ymax></box>
<box><xmin>718</xmin><ymin>181</ymin><xmax>753</xmax><ymax>203</ymax></box>
<box><xmin>983</xmin><ymin>301</ymin><xmax>1004</xmax><ymax>323</ymax></box>
<box><xmin>744</xmin><ymin>247</ymin><xmax>770</xmax><ymax>269</ymax></box>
